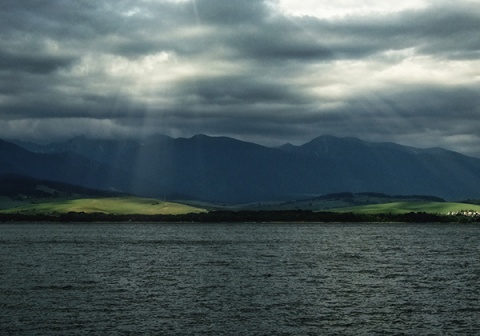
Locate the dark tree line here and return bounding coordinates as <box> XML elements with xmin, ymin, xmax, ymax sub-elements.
<box><xmin>0</xmin><ymin>210</ymin><xmax>477</xmax><ymax>223</ymax></box>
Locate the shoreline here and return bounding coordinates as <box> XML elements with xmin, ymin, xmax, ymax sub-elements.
<box><xmin>1</xmin><ymin>210</ymin><xmax>478</xmax><ymax>224</ymax></box>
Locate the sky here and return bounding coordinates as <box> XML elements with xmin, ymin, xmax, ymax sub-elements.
<box><xmin>1</xmin><ymin>0</ymin><xmax>480</xmax><ymax>157</ymax></box>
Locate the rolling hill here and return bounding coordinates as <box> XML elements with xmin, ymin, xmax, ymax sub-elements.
<box><xmin>0</xmin><ymin>175</ymin><xmax>205</xmax><ymax>215</ymax></box>
<box><xmin>231</xmin><ymin>192</ymin><xmax>446</xmax><ymax>211</ymax></box>
<box><xmin>333</xmin><ymin>201</ymin><xmax>480</xmax><ymax>215</ymax></box>
<box><xmin>0</xmin><ymin>196</ymin><xmax>206</xmax><ymax>215</ymax></box>
<box><xmin>0</xmin><ymin>174</ymin><xmax>126</xmax><ymax>210</ymax></box>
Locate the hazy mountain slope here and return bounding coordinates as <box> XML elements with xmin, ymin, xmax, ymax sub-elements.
<box><xmin>125</xmin><ymin>134</ymin><xmax>329</xmax><ymax>202</ymax></box>
<box><xmin>6</xmin><ymin>135</ymin><xmax>480</xmax><ymax>202</ymax></box>
<box><xmin>0</xmin><ymin>174</ymin><xmax>123</xmax><ymax>198</ymax></box>
<box><xmin>284</xmin><ymin>135</ymin><xmax>480</xmax><ymax>199</ymax></box>
<box><xmin>18</xmin><ymin>135</ymin><xmax>335</xmax><ymax>202</ymax></box>
<box><xmin>0</xmin><ymin>139</ymin><xmax>142</xmax><ymax>194</ymax></box>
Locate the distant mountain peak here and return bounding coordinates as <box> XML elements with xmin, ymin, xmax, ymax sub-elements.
<box><xmin>304</xmin><ymin>134</ymin><xmax>364</xmax><ymax>145</ymax></box>
<box><xmin>2</xmin><ymin>135</ymin><xmax>480</xmax><ymax>202</ymax></box>
<box><xmin>278</xmin><ymin>143</ymin><xmax>299</xmax><ymax>151</ymax></box>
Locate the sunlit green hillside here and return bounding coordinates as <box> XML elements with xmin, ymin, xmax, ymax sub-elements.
<box><xmin>0</xmin><ymin>197</ymin><xmax>206</xmax><ymax>215</ymax></box>
<box><xmin>334</xmin><ymin>202</ymin><xmax>480</xmax><ymax>215</ymax></box>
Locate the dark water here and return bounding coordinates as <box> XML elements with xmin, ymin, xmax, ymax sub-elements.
<box><xmin>1</xmin><ymin>223</ymin><xmax>479</xmax><ymax>335</ymax></box>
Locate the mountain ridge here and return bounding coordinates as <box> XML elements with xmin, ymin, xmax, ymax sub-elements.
<box><xmin>3</xmin><ymin>134</ymin><xmax>480</xmax><ymax>203</ymax></box>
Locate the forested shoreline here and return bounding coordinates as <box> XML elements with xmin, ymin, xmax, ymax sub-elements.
<box><xmin>0</xmin><ymin>210</ymin><xmax>478</xmax><ymax>223</ymax></box>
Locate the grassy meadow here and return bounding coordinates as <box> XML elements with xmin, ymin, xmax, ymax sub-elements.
<box><xmin>0</xmin><ymin>197</ymin><xmax>206</xmax><ymax>215</ymax></box>
<box><xmin>333</xmin><ymin>201</ymin><xmax>480</xmax><ymax>215</ymax></box>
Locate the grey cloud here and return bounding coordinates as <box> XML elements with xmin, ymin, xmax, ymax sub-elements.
<box><xmin>0</xmin><ymin>49</ymin><xmax>75</xmax><ymax>74</ymax></box>
<box><xmin>370</xmin><ymin>85</ymin><xmax>480</xmax><ymax>120</ymax></box>
<box><xmin>0</xmin><ymin>1</ymin><xmax>106</xmax><ymax>38</ymax></box>
<box><xmin>0</xmin><ymin>0</ymin><xmax>479</xmax><ymax>157</ymax></box>
<box><xmin>232</xmin><ymin>3</ymin><xmax>480</xmax><ymax>63</ymax></box>
<box><xmin>174</xmin><ymin>75</ymin><xmax>310</xmax><ymax>106</ymax></box>
<box><xmin>232</xmin><ymin>24</ymin><xmax>335</xmax><ymax>61</ymax></box>
<box><xmin>338</xmin><ymin>84</ymin><xmax>480</xmax><ymax>143</ymax></box>
<box><xmin>333</xmin><ymin>3</ymin><xmax>480</xmax><ymax>58</ymax></box>
<box><xmin>194</xmin><ymin>0</ymin><xmax>268</xmax><ymax>25</ymax></box>
<box><xmin>0</xmin><ymin>91</ymin><xmax>145</xmax><ymax>121</ymax></box>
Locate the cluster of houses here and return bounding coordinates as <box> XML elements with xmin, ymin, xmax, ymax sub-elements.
<box><xmin>447</xmin><ymin>210</ymin><xmax>480</xmax><ymax>217</ymax></box>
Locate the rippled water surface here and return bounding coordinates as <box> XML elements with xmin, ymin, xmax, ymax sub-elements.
<box><xmin>1</xmin><ymin>223</ymin><xmax>479</xmax><ymax>335</ymax></box>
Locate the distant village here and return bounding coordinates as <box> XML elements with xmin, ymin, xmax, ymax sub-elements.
<box><xmin>447</xmin><ymin>210</ymin><xmax>480</xmax><ymax>218</ymax></box>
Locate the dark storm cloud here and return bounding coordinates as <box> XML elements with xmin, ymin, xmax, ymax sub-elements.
<box><xmin>194</xmin><ymin>0</ymin><xmax>268</xmax><ymax>25</ymax></box>
<box><xmin>231</xmin><ymin>22</ymin><xmax>336</xmax><ymax>61</ymax></box>
<box><xmin>1</xmin><ymin>0</ymin><xmax>479</xmax><ymax>156</ymax></box>
<box><xmin>347</xmin><ymin>4</ymin><xmax>480</xmax><ymax>59</ymax></box>
<box><xmin>174</xmin><ymin>75</ymin><xmax>310</xmax><ymax>105</ymax></box>
<box><xmin>346</xmin><ymin>84</ymin><xmax>480</xmax><ymax>117</ymax></box>
<box><xmin>0</xmin><ymin>49</ymin><xmax>75</xmax><ymax>74</ymax></box>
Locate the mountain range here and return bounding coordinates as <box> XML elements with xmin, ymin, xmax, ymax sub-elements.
<box><xmin>2</xmin><ymin>134</ymin><xmax>480</xmax><ymax>203</ymax></box>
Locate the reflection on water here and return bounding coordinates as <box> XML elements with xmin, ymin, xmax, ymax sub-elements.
<box><xmin>1</xmin><ymin>223</ymin><xmax>479</xmax><ymax>335</ymax></box>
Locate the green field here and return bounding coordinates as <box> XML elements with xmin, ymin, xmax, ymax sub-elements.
<box><xmin>334</xmin><ymin>201</ymin><xmax>480</xmax><ymax>215</ymax></box>
<box><xmin>0</xmin><ymin>197</ymin><xmax>207</xmax><ymax>215</ymax></box>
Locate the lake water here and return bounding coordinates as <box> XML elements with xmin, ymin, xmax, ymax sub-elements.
<box><xmin>1</xmin><ymin>223</ymin><xmax>479</xmax><ymax>335</ymax></box>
